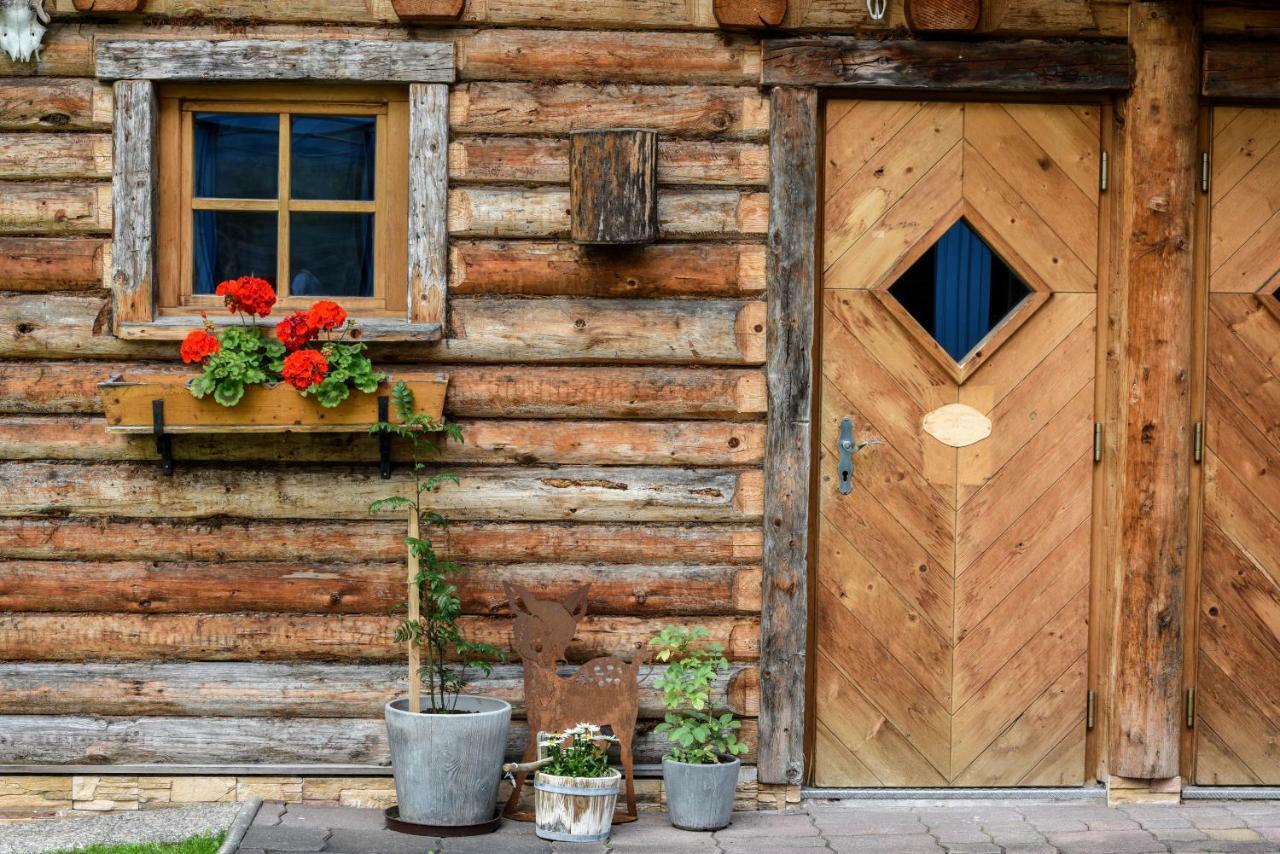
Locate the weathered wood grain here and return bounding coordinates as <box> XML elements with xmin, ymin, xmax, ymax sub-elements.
<box><xmin>0</xmin><ymin>518</ymin><xmax>764</xmax><ymax>565</ymax></box>
<box><xmin>761</xmin><ymin>38</ymin><xmax>1133</xmax><ymax>93</ymax></box>
<box><xmin>0</xmin><ymin>560</ymin><xmax>760</xmax><ymax>616</ymax></box>
<box><xmin>408</xmin><ymin>84</ymin><xmax>449</xmax><ymax>326</ymax></box>
<box><xmin>450</xmin><ymin>137</ymin><xmax>768</xmax><ymax>186</ymax></box>
<box><xmin>0</xmin><ymin>134</ymin><xmax>111</xmax><ymax>180</ymax></box>
<box><xmin>1203</xmin><ymin>45</ymin><xmax>1280</xmax><ymax>100</ymax></box>
<box><xmin>714</xmin><ymin>0</ymin><xmax>787</xmax><ymax>28</ymax></box>
<box><xmin>0</xmin><ymin>661</ymin><xmax>759</xmax><ymax>719</ymax></box>
<box><xmin>110</xmin><ymin>80</ymin><xmax>156</xmax><ymax>328</ymax></box>
<box><xmin>450</xmin><ymin>83</ymin><xmax>768</xmax><ymax>140</ymax></box>
<box><xmin>759</xmin><ymin>87</ymin><xmax>817</xmax><ymax>788</ymax></box>
<box><xmin>0</xmin><ymin>239</ymin><xmax>105</xmax><ymax>291</ymax></box>
<box><xmin>391</xmin><ymin>0</ymin><xmax>465</xmax><ymax>22</ymax></box>
<box><xmin>0</xmin><ymin>613</ymin><xmax>760</xmax><ymax>662</ymax></box>
<box><xmin>570</xmin><ymin>130</ymin><xmax>659</xmax><ymax>245</ymax></box>
<box><xmin>0</xmin><ymin>182</ymin><xmax>111</xmax><ymax>235</ymax></box>
<box><xmin>449</xmin><ymin>187</ymin><xmax>768</xmax><ymax>239</ymax></box>
<box><xmin>450</xmin><ymin>242</ymin><xmax>766</xmax><ymax>297</ymax></box>
<box><xmin>1109</xmin><ymin>0</ymin><xmax>1197</xmax><ymax>781</ymax></box>
<box><xmin>0</xmin><ymin>462</ymin><xmax>764</xmax><ymax>522</ymax></box>
<box><xmin>0</xmin><ymin>294</ymin><xmax>168</xmax><ymax>359</ymax></box>
<box><xmin>96</xmin><ymin>39</ymin><xmax>455</xmax><ymax>83</ymax></box>
<box><xmin>0</xmin><ymin>78</ymin><xmax>111</xmax><ymax>130</ymax></box>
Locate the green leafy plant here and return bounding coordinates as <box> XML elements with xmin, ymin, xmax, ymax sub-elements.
<box><xmin>539</xmin><ymin>723</ymin><xmax>615</xmax><ymax>779</ymax></box>
<box><xmin>370</xmin><ymin>381</ymin><xmax>503</xmax><ymax>713</ymax></box>
<box><xmin>650</xmin><ymin>625</ymin><xmax>750</xmax><ymax>765</ymax></box>
<box><xmin>188</xmin><ymin>324</ymin><xmax>286</xmax><ymax>408</ymax></box>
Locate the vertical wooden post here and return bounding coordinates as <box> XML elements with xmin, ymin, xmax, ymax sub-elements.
<box><xmin>408</xmin><ymin>83</ymin><xmax>449</xmax><ymax>327</ymax></box>
<box><xmin>1109</xmin><ymin>0</ymin><xmax>1198</xmax><ymax>785</ymax></box>
<box><xmin>569</xmin><ymin>130</ymin><xmax>659</xmax><ymax>245</ymax></box>
<box><xmin>111</xmin><ymin>79</ymin><xmax>157</xmax><ymax>328</ymax></box>
<box><xmin>760</xmin><ymin>86</ymin><xmax>818</xmax><ymax>787</ymax></box>
<box><xmin>407</xmin><ymin>509</ymin><xmax>422</xmax><ymax>714</ymax></box>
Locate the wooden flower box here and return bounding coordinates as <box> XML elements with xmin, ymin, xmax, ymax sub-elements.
<box><xmin>99</xmin><ymin>373</ymin><xmax>447</xmax><ymax>434</ymax></box>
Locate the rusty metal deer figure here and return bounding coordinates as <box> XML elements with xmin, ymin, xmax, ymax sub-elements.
<box><xmin>502</xmin><ymin>581</ymin><xmax>647</xmax><ymax>822</ymax></box>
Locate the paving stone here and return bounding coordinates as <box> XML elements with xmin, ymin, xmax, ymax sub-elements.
<box><xmin>1150</xmin><ymin>828</ymin><xmax>1209</xmax><ymax>842</ymax></box>
<box><xmin>814</xmin><ymin>814</ymin><xmax>926</xmax><ymax>837</ymax></box>
<box><xmin>440</xmin><ymin>833</ymin><xmax>551</xmax><ymax>853</ymax></box>
<box><xmin>1139</xmin><ymin>817</ymin><xmax>1195</xmax><ymax>829</ymax></box>
<box><xmin>1205</xmin><ymin>828</ymin><xmax>1263</xmax><ymax>842</ymax></box>
<box><xmin>1192</xmin><ymin>814</ymin><xmax>1249</xmax><ymax>829</ymax></box>
<box><xmin>277</xmin><ymin>805</ymin><xmax>387</xmax><ymax>831</ymax></box>
<box><xmin>987</xmin><ymin>831</ymin><xmax>1048</xmax><ymax>846</ymax></box>
<box><xmin>252</xmin><ymin>801</ymin><xmax>287</xmax><ymax>827</ymax></box>
<box><xmin>1001</xmin><ymin>847</ymin><xmax>1057</xmax><ymax>854</ymax></box>
<box><xmin>827</xmin><ymin>832</ymin><xmax>944</xmax><ymax>854</ymax></box>
<box><xmin>610</xmin><ymin>824</ymin><xmax>717</xmax><ymax>847</ymax></box>
<box><xmin>238</xmin><ymin>825</ymin><xmax>330</xmax><ymax>852</ymax></box>
<box><xmin>1085</xmin><ymin>817</ymin><xmax>1144</xmax><ymax>831</ymax></box>
<box><xmin>322</xmin><ymin>827</ymin><xmax>442</xmax><ymax>854</ymax></box>
<box><xmin>1027</xmin><ymin>819</ymin><xmax>1090</xmax><ymax>833</ymax></box>
<box><xmin>1167</xmin><ymin>843</ymin><xmax>1278</xmax><ymax>853</ymax></box>
<box><xmin>713</xmin><ymin>811</ymin><xmax>818</xmax><ymax>838</ymax></box>
<box><xmin>1046</xmin><ymin>829</ymin><xmax>1167</xmax><ymax>853</ymax></box>
<box><xmin>718</xmin><ymin>836</ymin><xmax>829</xmax><ymax>851</ymax></box>
<box><xmin>929</xmin><ymin>827</ymin><xmax>992</xmax><ymax>844</ymax></box>
<box><xmin>940</xmin><ymin>844</ymin><xmax>1000</xmax><ymax>854</ymax></box>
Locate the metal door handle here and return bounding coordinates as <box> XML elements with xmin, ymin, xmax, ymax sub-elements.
<box><xmin>837</xmin><ymin>417</ymin><xmax>881</xmax><ymax>495</ymax></box>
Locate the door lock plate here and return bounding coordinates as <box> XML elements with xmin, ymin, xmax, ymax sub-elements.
<box><xmin>837</xmin><ymin>417</ymin><xmax>880</xmax><ymax>495</ymax></box>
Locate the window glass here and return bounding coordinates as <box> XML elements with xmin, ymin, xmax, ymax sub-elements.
<box><xmin>290</xmin><ymin>115</ymin><xmax>376</xmax><ymax>201</ymax></box>
<box><xmin>193</xmin><ymin>210</ymin><xmax>278</xmax><ymax>295</ymax></box>
<box><xmin>887</xmin><ymin>219</ymin><xmax>1031</xmax><ymax>361</ymax></box>
<box><xmin>193</xmin><ymin>113</ymin><xmax>279</xmax><ymax>200</ymax></box>
<box><xmin>289</xmin><ymin>212</ymin><xmax>375</xmax><ymax>298</ymax></box>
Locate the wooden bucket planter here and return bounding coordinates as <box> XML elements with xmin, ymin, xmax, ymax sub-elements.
<box><xmin>533</xmin><ymin>769</ymin><xmax>621</xmax><ymax>843</ymax></box>
<box><xmin>905</xmin><ymin>0</ymin><xmax>981</xmax><ymax>31</ymax></box>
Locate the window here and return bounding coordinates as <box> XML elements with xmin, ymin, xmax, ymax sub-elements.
<box><xmin>156</xmin><ymin>85</ymin><xmax>409</xmax><ymax>318</ymax></box>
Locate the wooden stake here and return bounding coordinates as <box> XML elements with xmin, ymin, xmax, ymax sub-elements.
<box><xmin>407</xmin><ymin>509</ymin><xmax>421</xmax><ymax>714</ymax></box>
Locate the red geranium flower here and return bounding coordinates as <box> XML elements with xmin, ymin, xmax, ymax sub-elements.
<box><xmin>275</xmin><ymin>311</ymin><xmax>317</xmax><ymax>351</ymax></box>
<box><xmin>282</xmin><ymin>349</ymin><xmax>329</xmax><ymax>390</ymax></box>
<box><xmin>180</xmin><ymin>329</ymin><xmax>220</xmax><ymax>365</ymax></box>
<box><xmin>216</xmin><ymin>276</ymin><xmax>276</xmax><ymax>318</ymax></box>
<box><xmin>307</xmin><ymin>300</ymin><xmax>347</xmax><ymax>332</ymax></box>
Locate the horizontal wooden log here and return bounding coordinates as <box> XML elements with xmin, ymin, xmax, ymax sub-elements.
<box><xmin>0</xmin><ymin>462</ymin><xmax>765</xmax><ymax>521</ymax></box>
<box><xmin>0</xmin><ymin>560</ymin><xmax>761</xmax><ymax>616</ymax></box>
<box><xmin>1202</xmin><ymin>44</ymin><xmax>1280</xmax><ymax>99</ymax></box>
<box><xmin>0</xmin><ymin>24</ymin><xmax>96</xmax><ymax>78</ymax></box>
<box><xmin>1204</xmin><ymin>7</ymin><xmax>1280</xmax><ymax>36</ymax></box>
<box><xmin>0</xmin><ymin>182</ymin><xmax>111</xmax><ymax>235</ymax></box>
<box><xmin>0</xmin><ymin>715</ymin><xmax>757</xmax><ymax>765</ymax></box>
<box><xmin>0</xmin><ymin>416</ymin><xmax>765</xmax><ymax>466</ymax></box>
<box><xmin>450</xmin><ymin>83</ymin><xmax>768</xmax><ymax>140</ymax></box>
<box><xmin>0</xmin><ymin>78</ymin><xmax>111</xmax><ymax>131</ymax></box>
<box><xmin>450</xmin><ymin>241</ymin><xmax>766</xmax><ymax>297</ymax></box>
<box><xmin>0</xmin><ymin>518</ymin><xmax>764</xmax><ymax>565</ymax></box>
<box><xmin>0</xmin><ymin>613</ymin><xmax>760</xmax><ymax>661</ymax></box>
<box><xmin>0</xmin><ymin>134</ymin><xmax>111</xmax><ymax>180</ymax></box>
<box><xmin>761</xmin><ymin>37</ymin><xmax>1133</xmax><ymax>92</ymax></box>
<box><xmin>448</xmin><ymin>187</ymin><xmax>768</xmax><ymax>239</ymax></box>
<box><xmin>96</xmin><ymin>39</ymin><xmax>454</xmax><ymax>83</ymax></box>
<box><xmin>0</xmin><ymin>661</ymin><xmax>759</xmax><ymax>719</ymax></box>
<box><xmin>0</xmin><ymin>294</ymin><xmax>766</xmax><ymax>364</ymax></box>
<box><xmin>0</xmin><ymin>362</ymin><xmax>767</xmax><ymax>419</ymax></box>
<box><xmin>450</xmin><ymin>137</ymin><xmax>768</xmax><ymax>187</ymax></box>
<box><xmin>0</xmin><ymin>238</ymin><xmax>106</xmax><ymax>291</ymax></box>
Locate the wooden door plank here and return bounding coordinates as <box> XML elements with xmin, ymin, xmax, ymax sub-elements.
<box><xmin>1196</xmin><ymin>654</ymin><xmax>1280</xmax><ymax>783</ymax></box>
<box><xmin>1211</xmin><ymin>107</ymin><xmax>1280</xmax><ymax>207</ymax></box>
<box><xmin>1204</xmin><ymin>453</ymin><xmax>1280</xmax><ymax>594</ymax></box>
<box><xmin>1209</xmin><ymin>207</ymin><xmax>1280</xmax><ymax>295</ymax></box>
<box><xmin>1210</xmin><ymin>139</ymin><xmax>1280</xmax><ymax>278</ymax></box>
<box><xmin>1194</xmin><ymin>720</ymin><xmax>1263</xmax><ymax>785</ymax></box>
<box><xmin>814</xmin><ymin>719</ymin><xmax>882</xmax><ymax>787</ymax></box>
<box><xmin>1202</xmin><ymin>522</ymin><xmax>1280</xmax><ymax>669</ymax></box>
<box><xmin>1206</xmin><ymin>305</ymin><xmax>1280</xmax><ymax>450</ymax></box>
<box><xmin>825</xmin><ymin>100</ymin><xmax>926</xmax><ymax>202</ymax></box>
<box><xmin>1200</xmin><ymin>570</ymin><xmax>1280</xmax><ymax>733</ymax></box>
<box><xmin>1210</xmin><ymin>295</ymin><xmax>1280</xmax><ymax>379</ymax></box>
<box><xmin>1019</xmin><ymin>724</ymin><xmax>1087</xmax><ymax>786</ymax></box>
<box><xmin>1001</xmin><ymin>103</ymin><xmax>1101</xmax><ymax>204</ymax></box>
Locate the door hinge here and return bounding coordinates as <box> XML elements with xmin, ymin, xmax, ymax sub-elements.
<box><xmin>1194</xmin><ymin>422</ymin><xmax>1204</xmax><ymax>464</ymax></box>
<box><xmin>1202</xmin><ymin>152</ymin><xmax>1211</xmax><ymax>194</ymax></box>
<box><xmin>1186</xmin><ymin>687</ymin><xmax>1196</xmax><ymax>729</ymax></box>
<box><xmin>1099</xmin><ymin>151</ymin><xmax>1109</xmax><ymax>193</ymax></box>
<box><xmin>1093</xmin><ymin>423</ymin><xmax>1103</xmax><ymax>463</ymax></box>
<box><xmin>1087</xmin><ymin>690</ymin><xmax>1096</xmax><ymax>730</ymax></box>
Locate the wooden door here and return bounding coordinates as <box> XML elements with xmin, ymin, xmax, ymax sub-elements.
<box><xmin>1195</xmin><ymin>107</ymin><xmax>1280</xmax><ymax>784</ymax></box>
<box><xmin>814</xmin><ymin>101</ymin><xmax>1101</xmax><ymax>787</ymax></box>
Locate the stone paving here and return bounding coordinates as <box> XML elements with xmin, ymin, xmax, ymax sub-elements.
<box><xmin>235</xmin><ymin>798</ymin><xmax>1280</xmax><ymax>853</ymax></box>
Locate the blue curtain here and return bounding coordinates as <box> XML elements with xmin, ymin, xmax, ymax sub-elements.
<box><xmin>933</xmin><ymin>221</ymin><xmax>993</xmax><ymax>361</ymax></box>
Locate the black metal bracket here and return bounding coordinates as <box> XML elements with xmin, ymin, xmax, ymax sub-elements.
<box><xmin>153</xmin><ymin>399</ymin><xmax>174</xmax><ymax>476</ymax></box>
<box><xmin>378</xmin><ymin>395</ymin><xmax>392</xmax><ymax>479</ymax></box>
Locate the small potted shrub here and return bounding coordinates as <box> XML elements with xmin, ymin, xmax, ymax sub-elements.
<box><xmin>533</xmin><ymin>724</ymin><xmax>622</xmax><ymax>843</ymax></box>
<box><xmin>651</xmin><ymin>626</ymin><xmax>750</xmax><ymax>831</ymax></box>
<box><xmin>374</xmin><ymin>384</ymin><xmax>509</xmax><ymax>829</ymax></box>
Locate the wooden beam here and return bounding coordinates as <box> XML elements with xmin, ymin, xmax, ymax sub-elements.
<box><xmin>1202</xmin><ymin>44</ymin><xmax>1280</xmax><ymax>100</ymax></box>
<box><xmin>759</xmin><ymin>86</ymin><xmax>817</xmax><ymax>788</ymax></box>
<box><xmin>714</xmin><ymin>0</ymin><xmax>787</xmax><ymax>29</ymax></box>
<box><xmin>408</xmin><ymin>84</ymin><xmax>449</xmax><ymax>326</ymax></box>
<box><xmin>1109</xmin><ymin>0</ymin><xmax>1198</xmax><ymax>781</ymax></box>
<box><xmin>570</xmin><ymin>130</ymin><xmax>659</xmax><ymax>245</ymax></box>
<box><xmin>95</xmin><ymin>40</ymin><xmax>455</xmax><ymax>83</ymax></box>
<box><xmin>761</xmin><ymin>37</ymin><xmax>1133</xmax><ymax>93</ymax></box>
<box><xmin>109</xmin><ymin>80</ymin><xmax>156</xmax><ymax>328</ymax></box>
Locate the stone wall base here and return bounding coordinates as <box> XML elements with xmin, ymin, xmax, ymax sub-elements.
<box><xmin>1107</xmin><ymin>776</ymin><xmax>1182</xmax><ymax>806</ymax></box>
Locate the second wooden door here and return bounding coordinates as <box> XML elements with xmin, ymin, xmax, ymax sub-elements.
<box><xmin>814</xmin><ymin>101</ymin><xmax>1102</xmax><ymax>787</ymax></box>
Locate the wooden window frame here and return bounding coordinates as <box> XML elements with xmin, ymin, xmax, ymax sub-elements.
<box><xmin>98</xmin><ymin>39</ymin><xmax>453</xmax><ymax>342</ymax></box>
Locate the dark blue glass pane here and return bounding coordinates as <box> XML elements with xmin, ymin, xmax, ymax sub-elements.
<box><xmin>290</xmin><ymin>115</ymin><xmax>376</xmax><ymax>201</ymax></box>
<box><xmin>192</xmin><ymin>211</ymin><xmax>278</xmax><ymax>295</ymax></box>
<box><xmin>193</xmin><ymin>113</ymin><xmax>279</xmax><ymax>199</ymax></box>
<box><xmin>887</xmin><ymin>219</ymin><xmax>1030</xmax><ymax>361</ymax></box>
<box><xmin>289</xmin><ymin>212</ymin><xmax>374</xmax><ymax>298</ymax></box>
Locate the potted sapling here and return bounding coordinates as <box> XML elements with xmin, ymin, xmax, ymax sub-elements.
<box><xmin>373</xmin><ymin>382</ymin><xmax>509</xmax><ymax>829</ymax></box>
<box><xmin>650</xmin><ymin>625</ymin><xmax>750</xmax><ymax>831</ymax></box>
<box><xmin>527</xmin><ymin>723</ymin><xmax>622</xmax><ymax>843</ymax></box>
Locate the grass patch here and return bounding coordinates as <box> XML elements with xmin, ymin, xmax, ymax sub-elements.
<box><xmin>48</xmin><ymin>833</ymin><xmax>224</xmax><ymax>854</ymax></box>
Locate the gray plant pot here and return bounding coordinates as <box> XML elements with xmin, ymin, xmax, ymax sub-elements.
<box><xmin>384</xmin><ymin>696</ymin><xmax>511</xmax><ymax>827</ymax></box>
<box><xmin>662</xmin><ymin>756</ymin><xmax>740</xmax><ymax>831</ymax></box>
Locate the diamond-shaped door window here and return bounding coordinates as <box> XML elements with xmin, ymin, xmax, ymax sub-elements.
<box><xmin>888</xmin><ymin>218</ymin><xmax>1032</xmax><ymax>362</ymax></box>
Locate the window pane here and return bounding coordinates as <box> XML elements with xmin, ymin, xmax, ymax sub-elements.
<box><xmin>289</xmin><ymin>212</ymin><xmax>374</xmax><ymax>298</ymax></box>
<box><xmin>290</xmin><ymin>115</ymin><xmax>376</xmax><ymax>201</ymax></box>
<box><xmin>193</xmin><ymin>210</ymin><xmax>278</xmax><ymax>295</ymax></box>
<box><xmin>193</xmin><ymin>113</ymin><xmax>279</xmax><ymax>199</ymax></box>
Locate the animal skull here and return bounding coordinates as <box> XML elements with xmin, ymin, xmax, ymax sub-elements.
<box><xmin>1</xmin><ymin>0</ymin><xmax>50</xmax><ymax>64</ymax></box>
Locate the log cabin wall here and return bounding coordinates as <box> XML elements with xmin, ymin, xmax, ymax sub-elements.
<box><xmin>0</xmin><ymin>0</ymin><xmax>1275</xmax><ymax>815</ymax></box>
